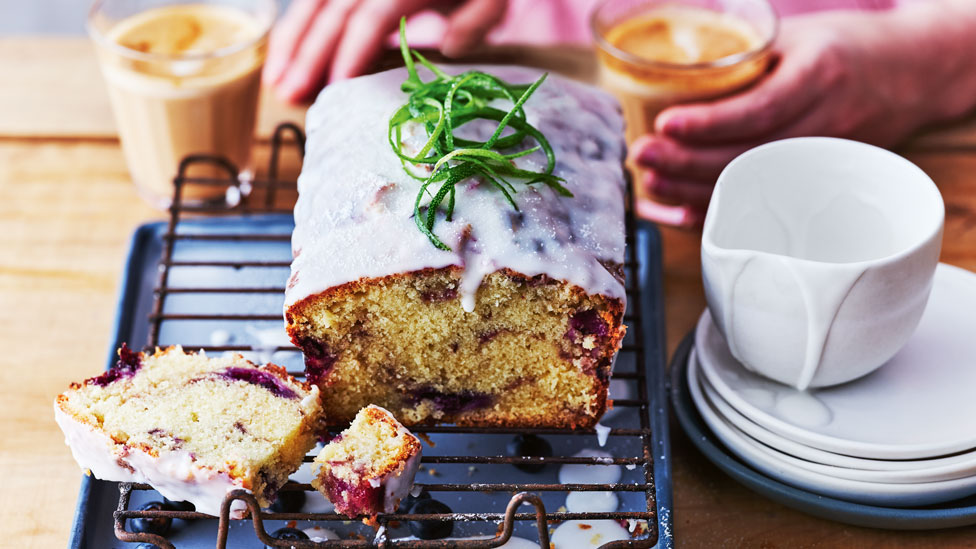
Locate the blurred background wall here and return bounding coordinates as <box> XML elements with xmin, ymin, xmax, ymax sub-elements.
<box><xmin>0</xmin><ymin>0</ymin><xmax>292</xmax><ymax>34</ymax></box>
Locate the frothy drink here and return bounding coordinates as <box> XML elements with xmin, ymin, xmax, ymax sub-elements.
<box><xmin>593</xmin><ymin>2</ymin><xmax>775</xmax><ymax>144</ymax></box>
<box><xmin>90</xmin><ymin>2</ymin><xmax>272</xmax><ymax>207</ymax></box>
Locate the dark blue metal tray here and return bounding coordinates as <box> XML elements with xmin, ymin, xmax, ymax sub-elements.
<box><xmin>67</xmin><ymin>215</ymin><xmax>673</xmax><ymax>548</ymax></box>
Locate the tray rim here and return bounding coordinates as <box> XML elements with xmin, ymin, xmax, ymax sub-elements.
<box><xmin>68</xmin><ymin>221</ymin><xmax>167</xmax><ymax>548</ymax></box>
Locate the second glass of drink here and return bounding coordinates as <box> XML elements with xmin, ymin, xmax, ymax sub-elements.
<box><xmin>88</xmin><ymin>0</ymin><xmax>276</xmax><ymax>208</ymax></box>
<box><xmin>592</xmin><ymin>0</ymin><xmax>778</xmax><ymax>147</ymax></box>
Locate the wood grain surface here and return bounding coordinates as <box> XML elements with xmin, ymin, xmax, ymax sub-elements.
<box><xmin>2</xmin><ymin>37</ymin><xmax>975</xmax><ymax>548</ymax></box>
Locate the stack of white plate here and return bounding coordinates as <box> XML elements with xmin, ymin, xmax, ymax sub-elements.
<box><xmin>686</xmin><ymin>263</ymin><xmax>976</xmax><ymax>507</ymax></box>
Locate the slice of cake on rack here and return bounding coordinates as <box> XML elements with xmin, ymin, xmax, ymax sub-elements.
<box><xmin>54</xmin><ymin>345</ymin><xmax>324</xmax><ymax>517</ymax></box>
<box><xmin>285</xmin><ymin>30</ymin><xmax>628</xmax><ymax>428</ymax></box>
<box><xmin>311</xmin><ymin>405</ymin><xmax>422</xmax><ymax>518</ymax></box>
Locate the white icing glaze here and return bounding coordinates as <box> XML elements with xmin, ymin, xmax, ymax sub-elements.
<box><xmin>551</xmin><ymin>520</ymin><xmax>630</xmax><ymax>548</ymax></box>
<box><xmin>558</xmin><ymin>449</ymin><xmax>622</xmax><ymax>485</ymax></box>
<box><xmin>594</xmin><ymin>423</ymin><xmax>611</xmax><ymax>447</ymax></box>
<box><xmin>304</xmin><ymin>526</ymin><xmax>340</xmax><ymax>541</ymax></box>
<box><xmin>380</xmin><ymin>434</ymin><xmax>423</xmax><ymax>513</ymax></box>
<box><xmin>565</xmin><ymin>490</ymin><xmax>619</xmax><ymax>513</ymax></box>
<box><xmin>54</xmin><ymin>405</ymin><xmax>250</xmax><ymax>518</ymax></box>
<box><xmin>287</xmin><ymin>65</ymin><xmax>627</xmax><ymax>313</ymax></box>
<box><xmin>54</xmin><ymin>403</ymin><xmax>137</xmax><ymax>482</ymax></box>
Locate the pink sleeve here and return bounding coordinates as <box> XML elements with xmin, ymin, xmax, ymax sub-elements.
<box><xmin>406</xmin><ymin>0</ymin><xmax>908</xmax><ymax>49</ymax></box>
<box><xmin>485</xmin><ymin>0</ymin><xmax>902</xmax><ymax>46</ymax></box>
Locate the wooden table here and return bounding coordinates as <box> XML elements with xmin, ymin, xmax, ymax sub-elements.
<box><xmin>2</xmin><ymin>37</ymin><xmax>975</xmax><ymax>548</ymax></box>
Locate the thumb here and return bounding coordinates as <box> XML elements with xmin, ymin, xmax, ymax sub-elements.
<box><xmin>441</xmin><ymin>0</ymin><xmax>507</xmax><ymax>58</ymax></box>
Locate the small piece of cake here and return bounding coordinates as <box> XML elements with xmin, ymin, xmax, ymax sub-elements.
<box><xmin>286</xmin><ymin>64</ymin><xmax>627</xmax><ymax>428</ymax></box>
<box><xmin>311</xmin><ymin>405</ymin><xmax>422</xmax><ymax>518</ymax></box>
<box><xmin>54</xmin><ymin>345</ymin><xmax>324</xmax><ymax>517</ymax></box>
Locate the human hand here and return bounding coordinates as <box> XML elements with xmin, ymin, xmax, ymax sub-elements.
<box><xmin>629</xmin><ymin>8</ymin><xmax>970</xmax><ymax>228</ymax></box>
<box><xmin>264</xmin><ymin>0</ymin><xmax>507</xmax><ymax>103</ymax></box>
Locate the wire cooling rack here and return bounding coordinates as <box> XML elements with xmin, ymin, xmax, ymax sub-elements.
<box><xmin>95</xmin><ymin>123</ymin><xmax>673</xmax><ymax>548</ymax></box>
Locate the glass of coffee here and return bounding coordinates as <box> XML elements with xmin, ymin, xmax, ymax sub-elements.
<box><xmin>88</xmin><ymin>0</ymin><xmax>276</xmax><ymax>209</ymax></box>
<box><xmin>592</xmin><ymin>0</ymin><xmax>778</xmax><ymax>145</ymax></box>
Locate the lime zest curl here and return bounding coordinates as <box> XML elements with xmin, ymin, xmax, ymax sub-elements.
<box><xmin>390</xmin><ymin>17</ymin><xmax>570</xmax><ymax>251</ymax></box>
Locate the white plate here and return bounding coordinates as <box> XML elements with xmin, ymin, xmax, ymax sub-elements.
<box><xmin>698</xmin><ymin>369</ymin><xmax>976</xmax><ymax>473</ymax></box>
<box><xmin>696</xmin><ymin>263</ymin><xmax>976</xmax><ymax>460</ymax></box>
<box><xmin>688</xmin><ymin>352</ymin><xmax>976</xmax><ymax>507</ymax></box>
<box><xmin>698</xmin><ymin>370</ymin><xmax>976</xmax><ymax>483</ymax></box>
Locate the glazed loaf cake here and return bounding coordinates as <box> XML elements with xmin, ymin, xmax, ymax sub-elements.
<box><xmin>54</xmin><ymin>345</ymin><xmax>323</xmax><ymax>517</ymax></box>
<box><xmin>286</xmin><ymin>65</ymin><xmax>627</xmax><ymax>428</ymax></box>
<box><xmin>312</xmin><ymin>405</ymin><xmax>422</xmax><ymax>518</ymax></box>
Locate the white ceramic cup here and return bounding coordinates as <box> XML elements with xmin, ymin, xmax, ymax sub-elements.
<box><xmin>701</xmin><ymin>137</ymin><xmax>944</xmax><ymax>389</ymax></box>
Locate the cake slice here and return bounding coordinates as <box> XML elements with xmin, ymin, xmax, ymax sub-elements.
<box><xmin>286</xmin><ymin>64</ymin><xmax>627</xmax><ymax>428</ymax></box>
<box><xmin>54</xmin><ymin>345</ymin><xmax>324</xmax><ymax>517</ymax></box>
<box><xmin>311</xmin><ymin>405</ymin><xmax>422</xmax><ymax>518</ymax></box>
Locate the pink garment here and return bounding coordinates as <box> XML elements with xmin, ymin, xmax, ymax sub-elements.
<box><xmin>491</xmin><ymin>0</ymin><xmax>897</xmax><ymax>45</ymax></box>
<box><xmin>407</xmin><ymin>0</ymin><xmax>902</xmax><ymax>48</ymax></box>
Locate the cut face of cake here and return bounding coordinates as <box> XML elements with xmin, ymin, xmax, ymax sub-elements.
<box><xmin>311</xmin><ymin>405</ymin><xmax>422</xmax><ymax>518</ymax></box>
<box><xmin>286</xmin><ymin>65</ymin><xmax>627</xmax><ymax>428</ymax></box>
<box><xmin>54</xmin><ymin>345</ymin><xmax>324</xmax><ymax>517</ymax></box>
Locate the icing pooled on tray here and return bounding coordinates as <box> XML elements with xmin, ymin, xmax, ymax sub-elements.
<box><xmin>287</xmin><ymin>65</ymin><xmax>626</xmax><ymax>312</ymax></box>
<box><xmin>551</xmin><ymin>520</ymin><xmax>630</xmax><ymax>548</ymax></box>
<box><xmin>558</xmin><ymin>448</ymin><xmax>622</xmax><ymax>485</ymax></box>
<box><xmin>565</xmin><ymin>490</ymin><xmax>619</xmax><ymax>513</ymax></box>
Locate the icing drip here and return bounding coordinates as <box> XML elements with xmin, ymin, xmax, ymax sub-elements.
<box><xmin>594</xmin><ymin>423</ymin><xmax>611</xmax><ymax>447</ymax></box>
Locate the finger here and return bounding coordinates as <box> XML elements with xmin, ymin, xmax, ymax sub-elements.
<box><xmin>276</xmin><ymin>0</ymin><xmax>359</xmax><ymax>103</ymax></box>
<box><xmin>328</xmin><ymin>0</ymin><xmax>431</xmax><ymax>83</ymax></box>
<box><xmin>631</xmin><ymin>134</ymin><xmax>759</xmax><ymax>181</ymax></box>
<box><xmin>644</xmin><ymin>170</ymin><xmax>713</xmax><ymax>206</ymax></box>
<box><xmin>441</xmin><ymin>0</ymin><xmax>507</xmax><ymax>58</ymax></box>
<box><xmin>655</xmin><ymin>48</ymin><xmax>822</xmax><ymax>144</ymax></box>
<box><xmin>264</xmin><ymin>0</ymin><xmax>325</xmax><ymax>86</ymax></box>
<box><xmin>634</xmin><ymin>94</ymin><xmax>829</xmax><ymax>181</ymax></box>
<box><xmin>635</xmin><ymin>199</ymin><xmax>703</xmax><ymax>228</ymax></box>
